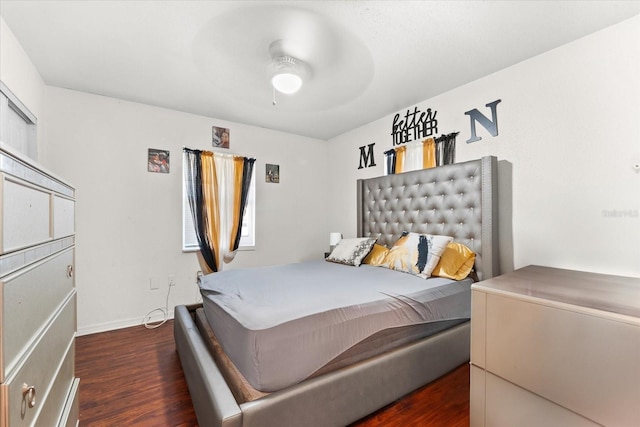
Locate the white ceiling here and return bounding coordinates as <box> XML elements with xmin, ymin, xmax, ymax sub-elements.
<box><xmin>2</xmin><ymin>1</ymin><xmax>639</xmax><ymax>140</ymax></box>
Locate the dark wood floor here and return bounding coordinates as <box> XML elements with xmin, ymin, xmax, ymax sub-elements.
<box><xmin>76</xmin><ymin>321</ymin><xmax>470</xmax><ymax>426</ymax></box>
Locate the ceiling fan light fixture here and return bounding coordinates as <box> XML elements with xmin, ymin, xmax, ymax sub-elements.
<box><xmin>270</xmin><ymin>55</ymin><xmax>306</xmax><ymax>94</ymax></box>
<box><xmin>271</xmin><ymin>71</ymin><xmax>303</xmax><ymax>94</ymax></box>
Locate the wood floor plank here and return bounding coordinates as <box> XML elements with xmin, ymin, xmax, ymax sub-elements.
<box><xmin>351</xmin><ymin>363</ymin><xmax>470</xmax><ymax>427</ymax></box>
<box><xmin>76</xmin><ymin>320</ymin><xmax>470</xmax><ymax>426</ymax></box>
<box><xmin>76</xmin><ymin>321</ymin><xmax>197</xmax><ymax>426</ymax></box>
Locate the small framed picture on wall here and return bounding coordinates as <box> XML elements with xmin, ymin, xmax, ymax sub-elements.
<box><xmin>266</xmin><ymin>164</ymin><xmax>279</xmax><ymax>183</ymax></box>
<box><xmin>148</xmin><ymin>149</ymin><xmax>170</xmax><ymax>173</ymax></box>
<box><xmin>212</xmin><ymin>126</ymin><xmax>230</xmax><ymax>149</ymax></box>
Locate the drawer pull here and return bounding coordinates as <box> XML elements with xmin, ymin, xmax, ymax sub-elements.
<box><xmin>22</xmin><ymin>383</ymin><xmax>36</xmax><ymax>408</ymax></box>
<box><xmin>67</xmin><ymin>264</ymin><xmax>74</xmax><ymax>278</ymax></box>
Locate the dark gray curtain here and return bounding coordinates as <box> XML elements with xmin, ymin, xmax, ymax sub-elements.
<box><xmin>435</xmin><ymin>132</ymin><xmax>458</xmax><ymax>166</ymax></box>
<box><xmin>184</xmin><ymin>148</ymin><xmax>218</xmax><ymax>272</ymax></box>
<box><xmin>232</xmin><ymin>157</ymin><xmax>255</xmax><ymax>251</ymax></box>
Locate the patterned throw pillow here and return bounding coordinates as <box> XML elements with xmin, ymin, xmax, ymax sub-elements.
<box><xmin>431</xmin><ymin>242</ymin><xmax>476</xmax><ymax>280</ymax></box>
<box><xmin>326</xmin><ymin>237</ymin><xmax>377</xmax><ymax>267</ymax></box>
<box><xmin>382</xmin><ymin>232</ymin><xmax>453</xmax><ymax>278</ymax></box>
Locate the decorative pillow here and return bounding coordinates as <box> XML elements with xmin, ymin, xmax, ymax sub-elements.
<box><xmin>381</xmin><ymin>232</ymin><xmax>453</xmax><ymax>278</ymax></box>
<box><xmin>431</xmin><ymin>242</ymin><xmax>476</xmax><ymax>280</ymax></box>
<box><xmin>326</xmin><ymin>237</ymin><xmax>377</xmax><ymax>267</ymax></box>
<box><xmin>362</xmin><ymin>243</ymin><xmax>390</xmax><ymax>266</ymax></box>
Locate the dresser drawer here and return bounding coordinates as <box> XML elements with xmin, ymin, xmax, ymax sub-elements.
<box><xmin>0</xmin><ymin>294</ymin><xmax>76</xmax><ymax>427</ymax></box>
<box><xmin>52</xmin><ymin>195</ymin><xmax>75</xmax><ymax>240</ymax></box>
<box><xmin>483</xmin><ymin>370</ymin><xmax>599</xmax><ymax>427</ymax></box>
<box><xmin>485</xmin><ymin>293</ymin><xmax>640</xmax><ymax>427</ymax></box>
<box><xmin>56</xmin><ymin>378</ymin><xmax>79</xmax><ymax>427</ymax></box>
<box><xmin>1</xmin><ymin>174</ymin><xmax>51</xmax><ymax>253</ymax></box>
<box><xmin>34</xmin><ymin>342</ymin><xmax>76</xmax><ymax>427</ymax></box>
<box><xmin>1</xmin><ymin>247</ymin><xmax>75</xmax><ymax>381</ymax></box>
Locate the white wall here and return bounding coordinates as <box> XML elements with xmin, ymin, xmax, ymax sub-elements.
<box><xmin>327</xmin><ymin>15</ymin><xmax>640</xmax><ymax>278</ymax></box>
<box><xmin>3</xmin><ymin>14</ymin><xmax>329</xmax><ymax>335</ymax></box>
<box><xmin>42</xmin><ymin>87</ymin><xmax>328</xmax><ymax>334</ymax></box>
<box><xmin>0</xmin><ymin>17</ymin><xmax>46</xmax><ymax>159</ymax></box>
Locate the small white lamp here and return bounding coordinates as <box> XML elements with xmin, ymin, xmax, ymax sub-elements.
<box><xmin>329</xmin><ymin>232</ymin><xmax>342</xmax><ymax>253</ymax></box>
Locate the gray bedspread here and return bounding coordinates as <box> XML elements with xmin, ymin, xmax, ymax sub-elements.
<box><xmin>199</xmin><ymin>260</ymin><xmax>471</xmax><ymax>392</ymax></box>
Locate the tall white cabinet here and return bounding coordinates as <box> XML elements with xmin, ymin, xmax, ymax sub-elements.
<box><xmin>0</xmin><ymin>142</ymin><xmax>79</xmax><ymax>427</ymax></box>
<box><xmin>470</xmin><ymin>265</ymin><xmax>640</xmax><ymax>427</ymax></box>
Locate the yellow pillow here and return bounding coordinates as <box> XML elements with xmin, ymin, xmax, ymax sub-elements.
<box><xmin>362</xmin><ymin>243</ymin><xmax>390</xmax><ymax>266</ymax></box>
<box><xmin>431</xmin><ymin>242</ymin><xmax>476</xmax><ymax>280</ymax></box>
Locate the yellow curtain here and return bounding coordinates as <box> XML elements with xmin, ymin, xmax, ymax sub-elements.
<box><xmin>199</xmin><ymin>152</ymin><xmax>219</xmax><ymax>274</ymax></box>
<box><xmin>395</xmin><ymin>146</ymin><xmax>406</xmax><ymax>173</ymax></box>
<box><xmin>422</xmin><ymin>137</ymin><xmax>436</xmax><ymax>169</ymax></box>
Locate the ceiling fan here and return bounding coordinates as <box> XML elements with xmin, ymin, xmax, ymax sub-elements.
<box><xmin>191</xmin><ymin>3</ymin><xmax>373</xmax><ymax>110</ymax></box>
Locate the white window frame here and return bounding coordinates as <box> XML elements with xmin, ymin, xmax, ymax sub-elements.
<box><xmin>182</xmin><ymin>153</ymin><xmax>255</xmax><ymax>252</ymax></box>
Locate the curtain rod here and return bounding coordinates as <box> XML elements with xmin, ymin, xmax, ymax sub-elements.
<box><xmin>183</xmin><ymin>146</ymin><xmax>255</xmax><ymax>161</ymax></box>
<box><xmin>383</xmin><ymin>131</ymin><xmax>459</xmax><ymax>154</ymax></box>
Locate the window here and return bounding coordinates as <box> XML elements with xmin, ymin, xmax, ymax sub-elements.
<box><xmin>182</xmin><ymin>153</ymin><xmax>255</xmax><ymax>251</ymax></box>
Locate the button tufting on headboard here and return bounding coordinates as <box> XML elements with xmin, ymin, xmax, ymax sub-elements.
<box><xmin>356</xmin><ymin>156</ymin><xmax>499</xmax><ymax>281</ymax></box>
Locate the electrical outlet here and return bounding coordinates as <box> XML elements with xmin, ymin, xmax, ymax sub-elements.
<box><xmin>168</xmin><ymin>275</ymin><xmax>176</xmax><ymax>287</ymax></box>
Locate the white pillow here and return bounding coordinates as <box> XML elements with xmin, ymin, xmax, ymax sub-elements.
<box><xmin>326</xmin><ymin>237</ymin><xmax>377</xmax><ymax>267</ymax></box>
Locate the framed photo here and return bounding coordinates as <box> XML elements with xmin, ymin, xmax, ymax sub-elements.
<box><xmin>266</xmin><ymin>164</ymin><xmax>279</xmax><ymax>183</ymax></box>
<box><xmin>212</xmin><ymin>126</ymin><xmax>230</xmax><ymax>149</ymax></box>
<box><xmin>148</xmin><ymin>149</ymin><xmax>170</xmax><ymax>173</ymax></box>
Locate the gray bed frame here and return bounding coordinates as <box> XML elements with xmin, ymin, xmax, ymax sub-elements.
<box><xmin>174</xmin><ymin>156</ymin><xmax>499</xmax><ymax>427</ymax></box>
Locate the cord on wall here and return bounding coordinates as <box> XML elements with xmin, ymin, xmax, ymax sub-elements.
<box><xmin>142</xmin><ymin>282</ymin><xmax>172</xmax><ymax>329</ymax></box>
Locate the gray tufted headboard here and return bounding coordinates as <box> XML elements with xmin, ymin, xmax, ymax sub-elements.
<box><xmin>357</xmin><ymin>156</ymin><xmax>499</xmax><ymax>281</ymax></box>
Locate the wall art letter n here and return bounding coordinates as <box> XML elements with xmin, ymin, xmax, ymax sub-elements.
<box><xmin>465</xmin><ymin>99</ymin><xmax>501</xmax><ymax>143</ymax></box>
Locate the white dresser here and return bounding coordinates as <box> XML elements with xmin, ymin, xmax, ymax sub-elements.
<box><xmin>470</xmin><ymin>265</ymin><xmax>640</xmax><ymax>427</ymax></box>
<box><xmin>0</xmin><ymin>143</ymin><xmax>79</xmax><ymax>427</ymax></box>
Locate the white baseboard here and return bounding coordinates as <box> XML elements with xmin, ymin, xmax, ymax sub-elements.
<box><xmin>77</xmin><ymin>309</ymin><xmax>175</xmax><ymax>336</ymax></box>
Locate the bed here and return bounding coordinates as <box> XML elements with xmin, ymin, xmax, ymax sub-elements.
<box><xmin>174</xmin><ymin>155</ymin><xmax>499</xmax><ymax>427</ymax></box>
